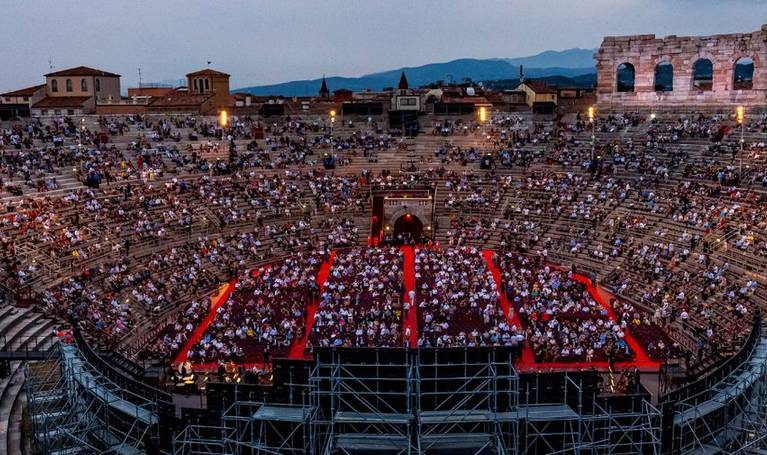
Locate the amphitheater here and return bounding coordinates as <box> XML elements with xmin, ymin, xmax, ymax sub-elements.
<box><xmin>1</xmin><ymin>28</ymin><xmax>767</xmax><ymax>455</ymax></box>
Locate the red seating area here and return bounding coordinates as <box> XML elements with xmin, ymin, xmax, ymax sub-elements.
<box><xmin>497</xmin><ymin>251</ymin><xmax>634</xmax><ymax>363</ymax></box>
<box><xmin>148</xmin><ymin>246</ymin><xmax>665</xmax><ymax>373</ymax></box>
<box><xmin>311</xmin><ymin>247</ymin><xmax>404</xmax><ymax>347</ymax></box>
<box><xmin>186</xmin><ymin>251</ymin><xmax>326</xmax><ymax>364</ymax></box>
<box><xmin>414</xmin><ymin>247</ymin><xmax>524</xmax><ymax>347</ymax></box>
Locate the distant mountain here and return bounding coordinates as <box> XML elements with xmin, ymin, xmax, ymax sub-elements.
<box><xmin>234</xmin><ymin>49</ymin><xmax>597</xmax><ymax>97</ymax></box>
<box><xmin>506</xmin><ymin>48</ymin><xmax>596</xmax><ymax>69</ymax></box>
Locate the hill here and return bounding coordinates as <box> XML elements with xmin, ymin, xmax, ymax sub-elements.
<box><xmin>234</xmin><ymin>49</ymin><xmax>596</xmax><ymax>96</ymax></box>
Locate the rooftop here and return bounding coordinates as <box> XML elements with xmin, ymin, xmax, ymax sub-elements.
<box><xmin>1</xmin><ymin>84</ymin><xmax>46</xmax><ymax>97</ymax></box>
<box><xmin>186</xmin><ymin>69</ymin><xmax>230</xmax><ymax>78</ymax></box>
<box><xmin>31</xmin><ymin>96</ymin><xmax>91</xmax><ymax>108</ymax></box>
<box><xmin>44</xmin><ymin>66</ymin><xmax>120</xmax><ymax>78</ymax></box>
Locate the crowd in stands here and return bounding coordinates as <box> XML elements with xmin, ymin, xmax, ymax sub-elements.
<box><xmin>0</xmin><ymin>109</ymin><xmax>763</xmax><ymax>380</ymax></box>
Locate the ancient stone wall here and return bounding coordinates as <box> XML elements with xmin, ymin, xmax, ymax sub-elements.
<box><xmin>596</xmin><ymin>25</ymin><xmax>767</xmax><ymax>111</ymax></box>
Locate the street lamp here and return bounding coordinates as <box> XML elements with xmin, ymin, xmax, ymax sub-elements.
<box><xmin>219</xmin><ymin>110</ymin><xmax>228</xmax><ymax>140</ymax></box>
<box><xmin>588</xmin><ymin>106</ymin><xmax>596</xmax><ymax>162</ymax></box>
<box><xmin>736</xmin><ymin>105</ymin><xmax>745</xmax><ymax>180</ymax></box>
<box><xmin>329</xmin><ymin>110</ymin><xmax>336</xmax><ymax>137</ymax></box>
<box><xmin>478</xmin><ymin>106</ymin><xmax>489</xmax><ymax>149</ymax></box>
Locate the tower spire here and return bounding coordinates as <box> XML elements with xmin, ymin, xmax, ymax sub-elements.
<box><xmin>319</xmin><ymin>75</ymin><xmax>330</xmax><ymax>99</ymax></box>
<box><xmin>398</xmin><ymin>71</ymin><xmax>409</xmax><ymax>91</ymax></box>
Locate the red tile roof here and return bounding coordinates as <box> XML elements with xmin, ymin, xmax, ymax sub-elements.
<box><xmin>186</xmin><ymin>69</ymin><xmax>230</xmax><ymax>78</ymax></box>
<box><xmin>523</xmin><ymin>81</ymin><xmax>556</xmax><ymax>94</ymax></box>
<box><xmin>31</xmin><ymin>96</ymin><xmax>91</xmax><ymax>108</ymax></box>
<box><xmin>1</xmin><ymin>84</ymin><xmax>46</xmax><ymax>97</ymax></box>
<box><xmin>441</xmin><ymin>96</ymin><xmax>491</xmax><ymax>105</ymax></box>
<box><xmin>149</xmin><ymin>91</ymin><xmax>214</xmax><ymax>107</ymax></box>
<box><xmin>44</xmin><ymin>66</ymin><xmax>120</xmax><ymax>78</ymax></box>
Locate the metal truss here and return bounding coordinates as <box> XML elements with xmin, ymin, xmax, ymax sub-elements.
<box><xmin>26</xmin><ymin>341</ymin><xmax>159</xmax><ymax>454</ymax></box>
<box><xmin>415</xmin><ymin>350</ymin><xmax>519</xmax><ymax>454</ymax></box>
<box><xmin>310</xmin><ymin>348</ymin><xmax>416</xmax><ymax>454</ymax></box>
<box><xmin>222</xmin><ymin>401</ymin><xmax>313</xmax><ymax>455</ymax></box>
<box><xmin>173</xmin><ymin>425</ymin><xmax>233</xmax><ymax>455</ymax></box>
<box><xmin>672</xmin><ymin>336</ymin><xmax>767</xmax><ymax>455</ymax></box>
<box><xmin>169</xmin><ymin>340</ymin><xmax>767</xmax><ymax>455</ymax></box>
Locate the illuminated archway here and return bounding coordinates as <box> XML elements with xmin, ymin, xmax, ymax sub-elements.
<box><xmin>393</xmin><ymin>213</ymin><xmax>424</xmax><ymax>245</ymax></box>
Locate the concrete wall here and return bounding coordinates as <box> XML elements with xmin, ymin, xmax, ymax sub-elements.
<box><xmin>596</xmin><ymin>24</ymin><xmax>767</xmax><ymax>110</ymax></box>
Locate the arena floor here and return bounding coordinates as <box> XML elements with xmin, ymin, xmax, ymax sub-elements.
<box><xmin>174</xmin><ymin>247</ymin><xmax>662</xmax><ymax>373</ymax></box>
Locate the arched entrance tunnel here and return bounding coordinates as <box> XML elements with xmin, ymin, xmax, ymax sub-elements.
<box><xmin>393</xmin><ymin>213</ymin><xmax>423</xmax><ymax>245</ymax></box>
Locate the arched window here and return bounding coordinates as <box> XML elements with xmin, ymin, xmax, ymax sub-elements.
<box><xmin>692</xmin><ymin>59</ymin><xmax>713</xmax><ymax>91</ymax></box>
<box><xmin>204</xmin><ymin>78</ymin><xmax>210</xmax><ymax>91</ymax></box>
<box><xmin>81</xmin><ymin>78</ymin><xmax>88</xmax><ymax>92</ymax></box>
<box><xmin>95</xmin><ymin>78</ymin><xmax>101</xmax><ymax>92</ymax></box>
<box><xmin>51</xmin><ymin>80</ymin><xmax>58</xmax><ymax>93</ymax></box>
<box><xmin>734</xmin><ymin>57</ymin><xmax>754</xmax><ymax>90</ymax></box>
<box><xmin>654</xmin><ymin>60</ymin><xmax>673</xmax><ymax>92</ymax></box>
<box><xmin>193</xmin><ymin>79</ymin><xmax>199</xmax><ymax>92</ymax></box>
<box><xmin>616</xmin><ymin>63</ymin><xmax>635</xmax><ymax>92</ymax></box>
<box><xmin>65</xmin><ymin>79</ymin><xmax>73</xmax><ymax>92</ymax></box>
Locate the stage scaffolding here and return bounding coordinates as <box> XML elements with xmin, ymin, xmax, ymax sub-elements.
<box><xmin>173</xmin><ymin>347</ymin><xmax>663</xmax><ymax>455</ymax></box>
<box><xmin>26</xmin><ymin>342</ymin><xmax>159</xmax><ymax>454</ymax></box>
<box><xmin>669</xmin><ymin>335</ymin><xmax>767</xmax><ymax>455</ymax></box>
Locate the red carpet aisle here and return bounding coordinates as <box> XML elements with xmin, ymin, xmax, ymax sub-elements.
<box><xmin>289</xmin><ymin>251</ymin><xmax>337</xmax><ymax>359</ymax></box>
<box><xmin>173</xmin><ymin>279</ymin><xmax>237</xmax><ymax>365</ymax></box>
<box><xmin>482</xmin><ymin>250</ymin><xmax>537</xmax><ymax>366</ymax></box>
<box><xmin>570</xmin><ymin>273</ymin><xmax>656</xmax><ymax>366</ymax></box>
<box><xmin>401</xmin><ymin>246</ymin><xmax>418</xmax><ymax>348</ymax></box>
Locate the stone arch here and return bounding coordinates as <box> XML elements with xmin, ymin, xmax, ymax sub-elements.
<box><xmin>616</xmin><ymin>62</ymin><xmax>635</xmax><ymax>92</ymax></box>
<box><xmin>692</xmin><ymin>58</ymin><xmax>714</xmax><ymax>91</ymax></box>
<box><xmin>654</xmin><ymin>60</ymin><xmax>673</xmax><ymax>92</ymax></box>
<box><xmin>733</xmin><ymin>56</ymin><xmax>755</xmax><ymax>90</ymax></box>
<box><xmin>392</xmin><ymin>213</ymin><xmax>424</xmax><ymax>244</ymax></box>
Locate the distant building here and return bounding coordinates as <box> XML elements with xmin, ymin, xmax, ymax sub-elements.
<box><xmin>186</xmin><ymin>69</ymin><xmax>231</xmax><ymax>110</ymax></box>
<box><xmin>142</xmin><ymin>68</ymin><xmax>231</xmax><ymax>115</ymax></box>
<box><xmin>146</xmin><ymin>88</ymin><xmax>216</xmax><ymax>114</ymax></box>
<box><xmin>30</xmin><ymin>66</ymin><xmax>121</xmax><ymax>116</ymax></box>
<box><xmin>333</xmin><ymin>89</ymin><xmax>353</xmax><ymax>103</ymax></box>
<box><xmin>0</xmin><ymin>84</ymin><xmax>46</xmax><ymax>119</ymax></box>
<box><xmin>391</xmin><ymin>72</ymin><xmax>421</xmax><ymax>111</ymax></box>
<box><xmin>516</xmin><ymin>80</ymin><xmax>557</xmax><ymax>113</ymax></box>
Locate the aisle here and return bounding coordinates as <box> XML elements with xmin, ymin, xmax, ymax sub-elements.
<box><xmin>289</xmin><ymin>251</ymin><xmax>336</xmax><ymax>359</ymax></box>
<box><xmin>570</xmin><ymin>273</ymin><xmax>655</xmax><ymax>364</ymax></box>
<box><xmin>482</xmin><ymin>250</ymin><xmax>536</xmax><ymax>366</ymax></box>
<box><xmin>173</xmin><ymin>279</ymin><xmax>237</xmax><ymax>365</ymax></box>
<box><xmin>401</xmin><ymin>246</ymin><xmax>418</xmax><ymax>348</ymax></box>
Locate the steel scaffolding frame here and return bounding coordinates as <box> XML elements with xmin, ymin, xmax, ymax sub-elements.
<box><xmin>222</xmin><ymin>400</ymin><xmax>313</xmax><ymax>455</ymax></box>
<box><xmin>310</xmin><ymin>348</ymin><xmax>416</xmax><ymax>454</ymax></box>
<box><xmin>671</xmin><ymin>336</ymin><xmax>767</xmax><ymax>454</ymax></box>
<box><xmin>516</xmin><ymin>374</ymin><xmax>661</xmax><ymax>455</ymax></box>
<box><xmin>26</xmin><ymin>342</ymin><xmax>159</xmax><ymax>454</ymax></box>
<box><xmin>415</xmin><ymin>349</ymin><xmax>518</xmax><ymax>454</ymax></box>
<box><xmin>582</xmin><ymin>398</ymin><xmax>662</xmax><ymax>454</ymax></box>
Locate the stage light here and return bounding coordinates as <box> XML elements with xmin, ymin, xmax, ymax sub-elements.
<box><xmin>736</xmin><ymin>105</ymin><xmax>744</xmax><ymax>124</ymax></box>
<box><xmin>588</xmin><ymin>106</ymin><xmax>595</xmax><ymax>122</ymax></box>
<box><xmin>220</xmin><ymin>110</ymin><xmax>228</xmax><ymax>127</ymax></box>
